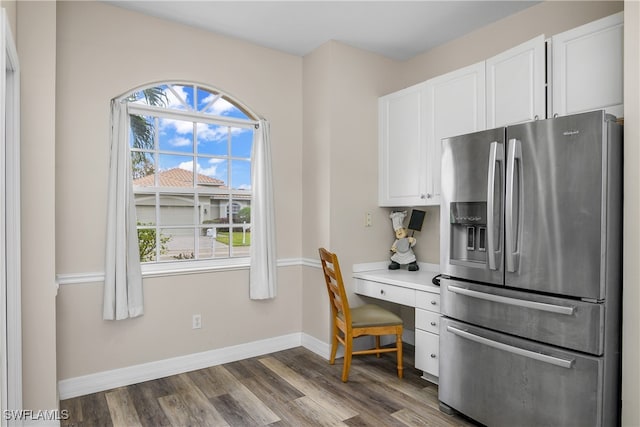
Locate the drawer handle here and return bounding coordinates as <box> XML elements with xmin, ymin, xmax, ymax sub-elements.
<box><xmin>447</xmin><ymin>285</ymin><xmax>575</xmax><ymax>315</ymax></box>
<box><xmin>430</xmin><ymin>354</ymin><xmax>437</xmax><ymax>358</ymax></box>
<box><xmin>380</xmin><ymin>290</ymin><xmax>385</xmax><ymax>295</ymax></box>
<box><xmin>446</xmin><ymin>325</ymin><xmax>575</xmax><ymax>369</ymax></box>
<box><xmin>430</xmin><ymin>300</ymin><xmax>437</xmax><ymax>305</ymax></box>
<box><xmin>430</xmin><ymin>321</ymin><xmax>437</xmax><ymax>326</ymax></box>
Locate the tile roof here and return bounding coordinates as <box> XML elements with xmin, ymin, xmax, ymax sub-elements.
<box><xmin>133</xmin><ymin>168</ymin><xmax>224</xmax><ymax>188</ymax></box>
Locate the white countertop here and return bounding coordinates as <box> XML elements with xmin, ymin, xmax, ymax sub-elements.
<box><xmin>352</xmin><ymin>261</ymin><xmax>441</xmax><ymax>293</ymax></box>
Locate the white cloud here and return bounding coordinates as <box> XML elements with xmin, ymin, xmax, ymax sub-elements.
<box><xmin>178</xmin><ymin>158</ymin><xmax>225</xmax><ymax>180</ymax></box>
<box><xmin>197</xmin><ymin>123</ymin><xmax>227</xmax><ymax>141</ymax></box>
<box><xmin>164</xmin><ymin>85</ymin><xmax>191</xmax><ymax>110</ymax></box>
<box><xmin>200</xmin><ymin>94</ymin><xmax>236</xmax><ymax>116</ymax></box>
<box><xmin>152</xmin><ymin>84</ymin><xmax>252</xmax><ymax>146</ymax></box>
<box><xmin>170</xmin><ymin>136</ymin><xmax>192</xmax><ymax>147</ymax></box>
<box><xmin>178</xmin><ymin>161</ymin><xmax>195</xmax><ymax>171</ymax></box>
<box><xmin>160</xmin><ymin>117</ymin><xmax>193</xmax><ymax>135</ymax></box>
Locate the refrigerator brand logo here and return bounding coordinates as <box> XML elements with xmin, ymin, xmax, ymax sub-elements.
<box><xmin>563</xmin><ymin>130</ymin><xmax>580</xmax><ymax>136</ymax></box>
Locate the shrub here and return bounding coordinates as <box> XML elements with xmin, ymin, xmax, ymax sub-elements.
<box><xmin>137</xmin><ymin>222</ymin><xmax>171</xmax><ymax>262</ymax></box>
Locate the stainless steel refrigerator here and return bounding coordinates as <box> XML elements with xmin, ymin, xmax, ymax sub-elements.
<box><xmin>439</xmin><ymin>110</ymin><xmax>622</xmax><ymax>426</ymax></box>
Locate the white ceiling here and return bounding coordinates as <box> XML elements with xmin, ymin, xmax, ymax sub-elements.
<box><xmin>105</xmin><ymin>1</ymin><xmax>540</xmax><ymax>61</ymax></box>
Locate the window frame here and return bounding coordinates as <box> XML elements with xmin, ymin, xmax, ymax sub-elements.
<box><xmin>126</xmin><ymin>85</ymin><xmax>259</xmax><ymax>275</ymax></box>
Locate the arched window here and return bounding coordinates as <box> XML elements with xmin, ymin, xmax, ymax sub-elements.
<box><xmin>126</xmin><ymin>82</ymin><xmax>258</xmax><ymax>263</ymax></box>
<box><xmin>106</xmin><ymin>81</ymin><xmax>275</xmax><ymax>319</ymax></box>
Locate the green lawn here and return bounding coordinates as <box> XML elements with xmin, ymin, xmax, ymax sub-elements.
<box><xmin>216</xmin><ymin>231</ymin><xmax>251</xmax><ymax>246</ymax></box>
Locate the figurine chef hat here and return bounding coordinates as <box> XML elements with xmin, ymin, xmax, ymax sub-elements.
<box><xmin>390</xmin><ymin>211</ymin><xmax>407</xmax><ymax>231</ymax></box>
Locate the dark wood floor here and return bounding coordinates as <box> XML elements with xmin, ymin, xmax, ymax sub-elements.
<box><xmin>61</xmin><ymin>345</ymin><xmax>477</xmax><ymax>426</ymax></box>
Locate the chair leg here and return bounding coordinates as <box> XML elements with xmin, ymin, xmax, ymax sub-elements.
<box><xmin>342</xmin><ymin>335</ymin><xmax>353</xmax><ymax>382</ymax></box>
<box><xmin>329</xmin><ymin>325</ymin><xmax>339</xmax><ymax>365</ymax></box>
<box><xmin>396</xmin><ymin>331</ymin><xmax>403</xmax><ymax>379</ymax></box>
<box><xmin>375</xmin><ymin>336</ymin><xmax>381</xmax><ymax>358</ymax></box>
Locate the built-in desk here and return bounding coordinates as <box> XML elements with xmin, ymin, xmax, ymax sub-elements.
<box><xmin>353</xmin><ymin>263</ymin><xmax>441</xmax><ymax>384</ymax></box>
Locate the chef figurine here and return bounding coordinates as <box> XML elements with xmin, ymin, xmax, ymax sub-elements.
<box><xmin>389</xmin><ymin>211</ymin><xmax>419</xmax><ymax>271</ymax></box>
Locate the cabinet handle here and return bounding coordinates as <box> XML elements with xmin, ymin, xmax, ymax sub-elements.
<box><xmin>430</xmin><ymin>300</ymin><xmax>437</xmax><ymax>305</ymax></box>
<box><xmin>380</xmin><ymin>289</ymin><xmax>385</xmax><ymax>295</ymax></box>
<box><xmin>430</xmin><ymin>321</ymin><xmax>437</xmax><ymax>326</ymax></box>
<box><xmin>430</xmin><ymin>354</ymin><xmax>437</xmax><ymax>358</ymax></box>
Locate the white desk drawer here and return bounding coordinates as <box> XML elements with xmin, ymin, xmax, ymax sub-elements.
<box><xmin>416</xmin><ymin>308</ymin><xmax>440</xmax><ymax>335</ymax></box>
<box><xmin>355</xmin><ymin>279</ymin><xmax>415</xmax><ymax>307</ymax></box>
<box><xmin>415</xmin><ymin>329</ymin><xmax>439</xmax><ymax>376</ymax></box>
<box><xmin>416</xmin><ymin>291</ymin><xmax>440</xmax><ymax>313</ymax></box>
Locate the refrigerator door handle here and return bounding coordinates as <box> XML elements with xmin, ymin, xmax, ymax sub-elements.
<box><xmin>486</xmin><ymin>141</ymin><xmax>503</xmax><ymax>270</ymax></box>
<box><xmin>505</xmin><ymin>138</ymin><xmax>522</xmax><ymax>272</ymax></box>
<box><xmin>447</xmin><ymin>284</ymin><xmax>576</xmax><ymax>315</ymax></box>
<box><xmin>446</xmin><ymin>325</ymin><xmax>576</xmax><ymax>369</ymax></box>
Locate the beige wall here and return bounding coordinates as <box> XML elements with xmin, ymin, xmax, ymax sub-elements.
<box><xmin>623</xmin><ymin>2</ymin><xmax>640</xmax><ymax>425</ymax></box>
<box><xmin>54</xmin><ymin>0</ymin><xmax>303</xmax><ymax>380</ymax></box>
<box><xmin>301</xmin><ymin>42</ymin><xmax>333</xmax><ymax>343</ymax></box>
<box><xmin>399</xmin><ymin>1</ymin><xmax>624</xmax><ymax>90</ymax></box>
<box><xmin>17</xmin><ymin>0</ymin><xmax>58</xmax><ymax>412</ymax></box>
<box><xmin>301</xmin><ymin>41</ymin><xmax>400</xmax><ymax>343</ymax></box>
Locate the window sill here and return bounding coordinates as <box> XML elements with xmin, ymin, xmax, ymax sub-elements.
<box><xmin>55</xmin><ymin>258</ymin><xmax>306</xmax><ymax>287</ymax></box>
<box><xmin>141</xmin><ymin>257</ymin><xmax>251</xmax><ymax>278</ymax></box>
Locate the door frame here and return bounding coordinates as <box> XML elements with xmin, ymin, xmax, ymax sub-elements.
<box><xmin>1</xmin><ymin>7</ymin><xmax>22</xmax><ymax>420</ymax></box>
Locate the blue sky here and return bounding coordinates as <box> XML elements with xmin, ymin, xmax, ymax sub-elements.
<box><xmin>133</xmin><ymin>84</ymin><xmax>254</xmax><ymax>190</ymax></box>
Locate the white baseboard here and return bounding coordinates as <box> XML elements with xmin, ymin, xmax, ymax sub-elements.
<box><xmin>58</xmin><ymin>332</ymin><xmax>321</xmax><ymax>400</ymax></box>
<box><xmin>58</xmin><ymin>329</ymin><xmax>415</xmax><ymax>400</ymax></box>
<box><xmin>300</xmin><ymin>332</ymin><xmax>331</xmax><ymax>358</ymax></box>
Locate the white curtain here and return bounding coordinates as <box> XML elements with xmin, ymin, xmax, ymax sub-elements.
<box><xmin>103</xmin><ymin>99</ymin><xmax>144</xmax><ymax>320</ymax></box>
<box><xmin>249</xmin><ymin>119</ymin><xmax>277</xmax><ymax>299</ymax></box>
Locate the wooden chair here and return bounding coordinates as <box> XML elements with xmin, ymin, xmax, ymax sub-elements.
<box><xmin>318</xmin><ymin>248</ymin><xmax>403</xmax><ymax>382</ymax></box>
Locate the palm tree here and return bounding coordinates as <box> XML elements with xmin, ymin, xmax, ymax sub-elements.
<box><xmin>128</xmin><ymin>86</ymin><xmax>168</xmax><ymax>178</ymax></box>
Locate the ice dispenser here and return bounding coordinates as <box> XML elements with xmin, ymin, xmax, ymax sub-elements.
<box><xmin>449</xmin><ymin>202</ymin><xmax>487</xmax><ymax>264</ymax></box>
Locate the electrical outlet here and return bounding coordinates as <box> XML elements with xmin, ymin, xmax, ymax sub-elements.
<box><xmin>365</xmin><ymin>212</ymin><xmax>373</xmax><ymax>227</ymax></box>
<box><xmin>192</xmin><ymin>314</ymin><xmax>202</xmax><ymax>329</ymax></box>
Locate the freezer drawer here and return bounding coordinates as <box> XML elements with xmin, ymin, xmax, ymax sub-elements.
<box><xmin>440</xmin><ymin>278</ymin><xmax>605</xmax><ymax>355</ymax></box>
<box><xmin>439</xmin><ymin>318</ymin><xmax>611</xmax><ymax>427</ymax></box>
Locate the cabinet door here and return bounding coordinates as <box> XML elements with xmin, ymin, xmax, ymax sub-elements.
<box><xmin>415</xmin><ymin>329</ymin><xmax>439</xmax><ymax>377</ymax></box>
<box><xmin>486</xmin><ymin>35</ymin><xmax>546</xmax><ymax>127</ymax></box>
<box><xmin>551</xmin><ymin>12</ymin><xmax>623</xmax><ymax>118</ymax></box>
<box><xmin>425</xmin><ymin>62</ymin><xmax>486</xmax><ymax>205</ymax></box>
<box><xmin>378</xmin><ymin>83</ymin><xmax>427</xmax><ymax>206</ymax></box>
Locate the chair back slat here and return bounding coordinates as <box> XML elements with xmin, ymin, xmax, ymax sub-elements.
<box><xmin>318</xmin><ymin>248</ymin><xmax>351</xmax><ymax>326</ymax></box>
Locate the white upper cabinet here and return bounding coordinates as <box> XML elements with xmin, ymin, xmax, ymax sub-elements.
<box><xmin>424</xmin><ymin>62</ymin><xmax>486</xmax><ymax>205</ymax></box>
<box><xmin>486</xmin><ymin>35</ymin><xmax>546</xmax><ymax>127</ymax></box>
<box><xmin>551</xmin><ymin>12</ymin><xmax>623</xmax><ymax>118</ymax></box>
<box><xmin>378</xmin><ymin>14</ymin><xmax>623</xmax><ymax>208</ymax></box>
<box><xmin>378</xmin><ymin>82</ymin><xmax>428</xmax><ymax>207</ymax></box>
<box><xmin>378</xmin><ymin>63</ymin><xmax>485</xmax><ymax>207</ymax></box>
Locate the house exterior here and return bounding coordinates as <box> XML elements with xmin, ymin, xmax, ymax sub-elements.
<box><xmin>5</xmin><ymin>1</ymin><xmax>639</xmax><ymax>426</ymax></box>
<box><xmin>133</xmin><ymin>167</ymin><xmax>251</xmax><ymax>231</ymax></box>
